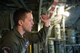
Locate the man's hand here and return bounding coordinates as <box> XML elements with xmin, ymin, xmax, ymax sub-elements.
<box><xmin>41</xmin><ymin>13</ymin><xmax>50</xmax><ymax>27</ymax></box>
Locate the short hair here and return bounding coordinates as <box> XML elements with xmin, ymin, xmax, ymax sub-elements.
<box><xmin>13</xmin><ymin>8</ymin><xmax>32</xmax><ymax>26</ymax></box>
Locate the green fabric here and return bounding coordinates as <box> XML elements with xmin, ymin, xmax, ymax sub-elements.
<box><xmin>0</xmin><ymin>29</ymin><xmax>23</xmax><ymax>53</ymax></box>
<box><xmin>0</xmin><ymin>26</ymin><xmax>49</xmax><ymax>53</ymax></box>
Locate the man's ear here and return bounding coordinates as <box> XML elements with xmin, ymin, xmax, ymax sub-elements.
<box><xmin>18</xmin><ymin>20</ymin><xmax>23</xmax><ymax>26</ymax></box>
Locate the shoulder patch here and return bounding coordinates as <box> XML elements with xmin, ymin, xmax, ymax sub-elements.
<box><xmin>2</xmin><ymin>47</ymin><xmax>10</xmax><ymax>53</ymax></box>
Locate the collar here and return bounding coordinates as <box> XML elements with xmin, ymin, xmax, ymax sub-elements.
<box><xmin>13</xmin><ymin>28</ymin><xmax>31</xmax><ymax>39</ymax></box>
<box><xmin>13</xmin><ymin>28</ymin><xmax>23</xmax><ymax>39</ymax></box>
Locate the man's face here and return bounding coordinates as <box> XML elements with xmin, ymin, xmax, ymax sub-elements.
<box><xmin>22</xmin><ymin>12</ymin><xmax>34</xmax><ymax>32</ymax></box>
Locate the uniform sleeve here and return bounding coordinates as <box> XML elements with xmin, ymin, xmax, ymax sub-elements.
<box><xmin>0</xmin><ymin>35</ymin><xmax>19</xmax><ymax>53</ymax></box>
<box><xmin>26</xmin><ymin>26</ymin><xmax>49</xmax><ymax>43</ymax></box>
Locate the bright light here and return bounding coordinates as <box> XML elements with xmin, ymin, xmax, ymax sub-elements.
<box><xmin>58</xmin><ymin>5</ymin><xmax>64</xmax><ymax>15</ymax></box>
<box><xmin>63</xmin><ymin>11</ymin><xmax>70</xmax><ymax>17</ymax></box>
<box><xmin>57</xmin><ymin>5</ymin><xmax>70</xmax><ymax>17</ymax></box>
